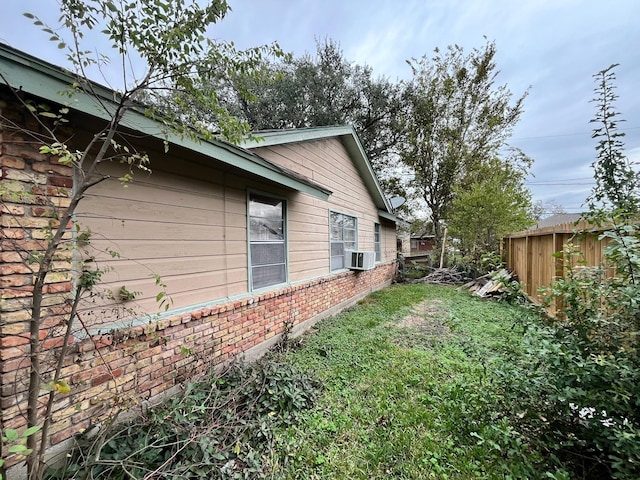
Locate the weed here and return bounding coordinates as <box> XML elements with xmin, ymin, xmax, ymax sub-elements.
<box><xmin>45</xmin><ymin>283</ymin><xmax>612</xmax><ymax>479</ymax></box>
<box><xmin>46</xmin><ymin>359</ymin><xmax>318</xmax><ymax>479</ymax></box>
<box><xmin>271</xmin><ymin>284</ymin><xmax>561</xmax><ymax>479</ymax></box>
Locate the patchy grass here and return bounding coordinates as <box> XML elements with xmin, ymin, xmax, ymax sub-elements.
<box><xmin>48</xmin><ymin>284</ymin><xmax>572</xmax><ymax>479</ymax></box>
<box><xmin>269</xmin><ymin>284</ymin><xmax>565</xmax><ymax>479</ymax></box>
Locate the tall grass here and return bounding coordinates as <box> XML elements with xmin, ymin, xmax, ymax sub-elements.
<box><xmin>50</xmin><ymin>284</ymin><xmax>583</xmax><ymax>479</ymax></box>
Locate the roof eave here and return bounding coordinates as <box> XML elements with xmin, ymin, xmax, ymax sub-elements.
<box><xmin>0</xmin><ymin>43</ymin><xmax>331</xmax><ymax>201</ymax></box>
<box><xmin>378</xmin><ymin>210</ymin><xmax>401</xmax><ymax>223</ymax></box>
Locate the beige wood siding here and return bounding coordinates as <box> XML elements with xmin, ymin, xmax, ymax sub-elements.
<box><xmin>74</xmin><ymin>133</ymin><xmax>395</xmax><ymax>328</ymax></box>
<box><xmin>74</xmin><ymin>145</ymin><xmax>262</xmax><ymax>327</ymax></box>
<box><xmin>382</xmin><ymin>218</ymin><xmax>397</xmax><ymax>261</ymax></box>
<box><xmin>253</xmin><ymin>138</ymin><xmax>395</xmax><ymax>281</ymax></box>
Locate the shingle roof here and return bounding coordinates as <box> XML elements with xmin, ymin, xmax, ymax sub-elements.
<box><xmin>534</xmin><ymin>213</ymin><xmax>582</xmax><ymax>229</ymax></box>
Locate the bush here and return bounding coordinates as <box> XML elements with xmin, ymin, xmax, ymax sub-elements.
<box><xmin>494</xmin><ymin>227</ymin><xmax>640</xmax><ymax>478</ymax></box>
<box><xmin>46</xmin><ymin>358</ymin><xmax>319</xmax><ymax>479</ymax></box>
<box><xmin>495</xmin><ymin>317</ymin><xmax>640</xmax><ymax>479</ymax></box>
<box><xmin>493</xmin><ymin>65</ymin><xmax>640</xmax><ymax>479</ymax></box>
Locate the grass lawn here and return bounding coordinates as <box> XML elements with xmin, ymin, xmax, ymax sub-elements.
<box><xmin>51</xmin><ymin>283</ymin><xmax>571</xmax><ymax>480</ymax></box>
<box><xmin>268</xmin><ymin>283</ymin><xmax>556</xmax><ymax>479</ymax></box>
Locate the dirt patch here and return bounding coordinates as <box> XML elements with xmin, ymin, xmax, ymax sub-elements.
<box><xmin>393</xmin><ymin>299</ymin><xmax>453</xmax><ymax>345</ymax></box>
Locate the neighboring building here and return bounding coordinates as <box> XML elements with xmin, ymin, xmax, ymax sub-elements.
<box><xmin>0</xmin><ymin>44</ymin><xmax>398</xmax><ymax>463</ymax></box>
<box><xmin>410</xmin><ymin>233</ymin><xmax>436</xmax><ymax>255</ymax></box>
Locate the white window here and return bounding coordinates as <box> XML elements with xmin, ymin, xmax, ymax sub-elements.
<box><xmin>330</xmin><ymin>211</ymin><xmax>357</xmax><ymax>271</ymax></box>
<box><xmin>374</xmin><ymin>223</ymin><xmax>381</xmax><ymax>262</ymax></box>
<box><xmin>249</xmin><ymin>194</ymin><xmax>286</xmax><ymax>290</ymax></box>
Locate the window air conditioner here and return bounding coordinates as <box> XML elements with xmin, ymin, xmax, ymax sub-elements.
<box><xmin>345</xmin><ymin>250</ymin><xmax>376</xmax><ymax>271</ymax></box>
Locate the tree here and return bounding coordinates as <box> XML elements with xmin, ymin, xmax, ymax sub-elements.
<box><xmin>586</xmin><ymin>64</ymin><xmax>639</xmax><ymax>217</ymax></box>
<box><xmin>0</xmin><ymin>1</ymin><xmax>276</xmax><ymax>478</ymax></box>
<box><xmin>203</xmin><ymin>39</ymin><xmax>405</xmax><ymax>190</ymax></box>
<box><xmin>447</xmin><ymin>153</ymin><xmax>534</xmax><ymax>262</ymax></box>
<box><xmin>531</xmin><ymin>199</ymin><xmax>567</xmax><ymax>221</ymax></box>
<box><xmin>399</xmin><ymin>40</ymin><xmax>527</xmax><ymax>245</ymax></box>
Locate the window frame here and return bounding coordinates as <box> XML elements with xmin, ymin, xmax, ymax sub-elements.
<box><xmin>374</xmin><ymin>222</ymin><xmax>382</xmax><ymax>262</ymax></box>
<box><xmin>329</xmin><ymin>210</ymin><xmax>358</xmax><ymax>271</ymax></box>
<box><xmin>247</xmin><ymin>191</ymin><xmax>288</xmax><ymax>291</ymax></box>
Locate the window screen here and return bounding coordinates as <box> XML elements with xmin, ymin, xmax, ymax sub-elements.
<box><xmin>249</xmin><ymin>194</ymin><xmax>286</xmax><ymax>289</ymax></box>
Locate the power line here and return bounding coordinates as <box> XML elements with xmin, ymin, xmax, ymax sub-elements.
<box><xmin>511</xmin><ymin>125</ymin><xmax>640</xmax><ymax>141</ymax></box>
<box><xmin>526</xmin><ymin>182</ymin><xmax>593</xmax><ymax>186</ymax></box>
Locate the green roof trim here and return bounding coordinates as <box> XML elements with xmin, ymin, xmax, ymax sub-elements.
<box><xmin>378</xmin><ymin>210</ymin><xmax>400</xmax><ymax>223</ymax></box>
<box><xmin>0</xmin><ymin>43</ymin><xmax>331</xmax><ymax>201</ymax></box>
<box><xmin>243</xmin><ymin>126</ymin><xmax>394</xmax><ymax>215</ymax></box>
<box><xmin>244</xmin><ymin>125</ymin><xmax>355</xmax><ymax>146</ymax></box>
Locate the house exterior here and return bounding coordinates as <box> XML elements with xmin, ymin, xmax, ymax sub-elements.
<box><xmin>410</xmin><ymin>233</ymin><xmax>435</xmax><ymax>255</ymax></box>
<box><xmin>0</xmin><ymin>44</ymin><xmax>398</xmax><ymax>464</ymax></box>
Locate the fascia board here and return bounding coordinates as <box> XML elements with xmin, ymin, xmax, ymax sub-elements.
<box><xmin>378</xmin><ymin>210</ymin><xmax>400</xmax><ymax>223</ymax></box>
<box><xmin>242</xmin><ymin>125</ymin><xmax>354</xmax><ymax>147</ymax></box>
<box><xmin>0</xmin><ymin>45</ymin><xmax>330</xmax><ymax>200</ymax></box>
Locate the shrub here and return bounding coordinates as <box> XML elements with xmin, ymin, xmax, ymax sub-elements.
<box><xmin>46</xmin><ymin>359</ymin><xmax>319</xmax><ymax>479</ymax></box>
<box><xmin>493</xmin><ymin>64</ymin><xmax>640</xmax><ymax>479</ymax></box>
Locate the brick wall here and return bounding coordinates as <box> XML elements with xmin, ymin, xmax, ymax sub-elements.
<box><xmin>46</xmin><ymin>264</ymin><xmax>395</xmax><ymax>447</ymax></box>
<box><xmin>0</xmin><ymin>92</ymin><xmax>397</xmax><ymax>464</ymax></box>
<box><xmin>1</xmin><ymin>92</ymin><xmax>76</xmax><ymax>448</ymax></box>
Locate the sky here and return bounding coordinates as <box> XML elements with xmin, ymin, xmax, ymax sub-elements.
<box><xmin>1</xmin><ymin>0</ymin><xmax>639</xmax><ymax>214</ymax></box>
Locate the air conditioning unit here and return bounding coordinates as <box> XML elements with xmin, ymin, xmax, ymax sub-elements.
<box><xmin>345</xmin><ymin>250</ymin><xmax>376</xmax><ymax>271</ymax></box>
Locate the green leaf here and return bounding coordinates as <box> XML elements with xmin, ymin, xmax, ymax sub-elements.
<box><xmin>4</xmin><ymin>429</ymin><xmax>19</xmax><ymax>442</ymax></box>
<box><xmin>23</xmin><ymin>425</ymin><xmax>43</xmax><ymax>437</ymax></box>
<box><xmin>54</xmin><ymin>380</ymin><xmax>71</xmax><ymax>394</ymax></box>
<box><xmin>8</xmin><ymin>444</ymin><xmax>28</xmax><ymax>454</ymax></box>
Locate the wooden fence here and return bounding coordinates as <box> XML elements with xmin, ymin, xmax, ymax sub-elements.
<box><xmin>503</xmin><ymin>221</ymin><xmax>608</xmax><ymax>315</ymax></box>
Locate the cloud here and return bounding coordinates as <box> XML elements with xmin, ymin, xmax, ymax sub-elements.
<box><xmin>2</xmin><ymin>0</ymin><xmax>638</xmax><ymax>210</ymax></box>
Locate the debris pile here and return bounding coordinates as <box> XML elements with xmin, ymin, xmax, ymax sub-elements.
<box><xmin>461</xmin><ymin>268</ymin><xmax>518</xmax><ymax>298</ymax></box>
<box><xmin>420</xmin><ymin>267</ymin><xmax>469</xmax><ymax>285</ymax></box>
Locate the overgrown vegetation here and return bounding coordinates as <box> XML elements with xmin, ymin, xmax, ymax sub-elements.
<box><xmin>44</xmin><ymin>284</ymin><xmax>564</xmax><ymax>479</ymax></box>
<box><xmin>492</xmin><ymin>64</ymin><xmax>640</xmax><ymax>479</ymax></box>
<box><xmin>45</xmin><ymin>265</ymin><xmax>638</xmax><ymax>479</ymax></box>
<box><xmin>271</xmin><ymin>284</ymin><xmax>566</xmax><ymax>479</ymax></box>
<box><xmin>386</xmin><ymin>63</ymin><xmax>640</xmax><ymax>480</ymax></box>
<box><xmin>47</xmin><ymin>358</ymin><xmax>318</xmax><ymax>479</ymax></box>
